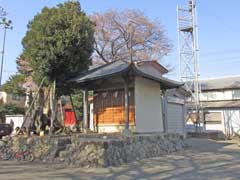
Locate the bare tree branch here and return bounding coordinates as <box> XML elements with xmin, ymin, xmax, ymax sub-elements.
<box><xmin>91</xmin><ymin>9</ymin><xmax>172</xmax><ymax>64</ymax></box>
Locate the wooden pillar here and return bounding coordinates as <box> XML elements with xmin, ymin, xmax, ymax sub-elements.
<box><xmin>83</xmin><ymin>89</ymin><xmax>88</xmax><ymax>132</ymax></box>
<box><xmin>124</xmin><ymin>81</ymin><xmax>129</xmax><ymax>130</ymax></box>
<box><xmin>183</xmin><ymin>99</ymin><xmax>188</xmax><ymax>137</ymax></box>
<box><xmin>162</xmin><ymin>90</ymin><xmax>168</xmax><ymax>133</ymax></box>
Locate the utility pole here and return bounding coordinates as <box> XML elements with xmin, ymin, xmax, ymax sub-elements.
<box><xmin>0</xmin><ymin>18</ymin><xmax>12</xmax><ymax>87</ymax></box>
<box><xmin>177</xmin><ymin>0</ymin><xmax>202</xmax><ymax>131</ymax></box>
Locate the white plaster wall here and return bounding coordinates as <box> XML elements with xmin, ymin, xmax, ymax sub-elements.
<box><xmin>201</xmin><ymin>90</ymin><xmax>240</xmax><ymax>101</ymax></box>
<box><xmin>89</xmin><ymin>103</ymin><xmax>94</xmax><ymax>131</ymax></box>
<box><xmin>204</xmin><ymin>110</ymin><xmax>224</xmax><ymax>132</ymax></box>
<box><xmin>5</xmin><ymin>115</ymin><xmax>24</xmax><ymax>129</ymax></box>
<box><xmin>187</xmin><ymin>109</ymin><xmax>240</xmax><ymax>135</ymax></box>
<box><xmin>135</xmin><ymin>77</ymin><xmax>163</xmax><ymax>132</ymax></box>
<box><xmin>203</xmin><ymin>109</ymin><xmax>240</xmax><ymax>135</ymax></box>
<box><xmin>187</xmin><ymin>111</ymin><xmax>225</xmax><ymax>133</ymax></box>
<box><xmin>224</xmin><ymin>91</ymin><xmax>232</xmax><ymax>100</ymax></box>
<box><xmin>223</xmin><ymin>109</ymin><xmax>240</xmax><ymax>135</ymax></box>
<box><xmin>97</xmin><ymin>125</ymin><xmax>135</xmax><ymax>133</ymax></box>
<box><xmin>205</xmin><ymin>123</ymin><xmax>225</xmax><ymax>132</ymax></box>
<box><xmin>0</xmin><ymin>91</ymin><xmax>7</xmax><ymax>103</ymax></box>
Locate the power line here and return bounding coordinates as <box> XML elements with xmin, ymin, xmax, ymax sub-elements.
<box><xmin>45</xmin><ymin>0</ymin><xmax>52</xmax><ymax>6</ymax></box>
<box><xmin>201</xmin><ymin>55</ymin><xmax>240</xmax><ymax>61</ymax></box>
<box><xmin>201</xmin><ymin>49</ymin><xmax>240</xmax><ymax>57</ymax></box>
<box><xmin>3</xmin><ymin>70</ymin><xmax>16</xmax><ymax>73</ymax></box>
<box><xmin>201</xmin><ymin>57</ymin><xmax>240</xmax><ymax>64</ymax></box>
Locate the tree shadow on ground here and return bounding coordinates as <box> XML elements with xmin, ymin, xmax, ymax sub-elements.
<box><xmin>0</xmin><ymin>138</ymin><xmax>240</xmax><ymax>180</ymax></box>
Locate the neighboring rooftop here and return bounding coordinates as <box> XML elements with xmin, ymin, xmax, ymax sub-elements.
<box><xmin>200</xmin><ymin>76</ymin><xmax>240</xmax><ymax>91</ymax></box>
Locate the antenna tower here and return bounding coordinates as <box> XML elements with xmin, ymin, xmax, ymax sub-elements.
<box><xmin>177</xmin><ymin>0</ymin><xmax>201</xmax><ymax>127</ymax></box>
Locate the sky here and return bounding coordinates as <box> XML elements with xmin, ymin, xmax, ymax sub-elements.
<box><xmin>0</xmin><ymin>0</ymin><xmax>240</xmax><ymax>83</ymax></box>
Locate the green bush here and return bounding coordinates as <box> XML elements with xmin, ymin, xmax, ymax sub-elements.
<box><xmin>0</xmin><ymin>104</ymin><xmax>25</xmax><ymax>122</ymax></box>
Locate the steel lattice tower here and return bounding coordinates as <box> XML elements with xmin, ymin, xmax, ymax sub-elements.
<box><xmin>177</xmin><ymin>0</ymin><xmax>201</xmax><ymax>125</ymax></box>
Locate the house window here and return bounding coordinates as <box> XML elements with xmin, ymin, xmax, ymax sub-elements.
<box><xmin>201</xmin><ymin>91</ymin><xmax>225</xmax><ymax>101</ymax></box>
<box><xmin>200</xmin><ymin>93</ymin><xmax>208</xmax><ymax>101</ymax></box>
<box><xmin>232</xmin><ymin>90</ymin><xmax>240</xmax><ymax>100</ymax></box>
<box><xmin>201</xmin><ymin>92</ymin><xmax>217</xmax><ymax>101</ymax></box>
<box><xmin>204</xmin><ymin>112</ymin><xmax>222</xmax><ymax>124</ymax></box>
<box><xmin>207</xmin><ymin>92</ymin><xmax>217</xmax><ymax>100</ymax></box>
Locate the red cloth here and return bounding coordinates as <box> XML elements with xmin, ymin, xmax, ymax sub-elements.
<box><xmin>64</xmin><ymin>110</ymin><xmax>76</xmax><ymax>126</ymax></box>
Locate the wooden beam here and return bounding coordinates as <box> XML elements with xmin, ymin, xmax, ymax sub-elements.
<box><xmin>83</xmin><ymin>89</ymin><xmax>88</xmax><ymax>132</ymax></box>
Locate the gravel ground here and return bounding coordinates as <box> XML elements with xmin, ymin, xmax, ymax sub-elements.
<box><xmin>0</xmin><ymin>138</ymin><xmax>240</xmax><ymax>180</ymax></box>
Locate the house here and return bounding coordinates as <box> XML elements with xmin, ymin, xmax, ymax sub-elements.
<box><xmin>0</xmin><ymin>91</ymin><xmax>25</xmax><ymax>125</ymax></box>
<box><xmin>0</xmin><ymin>91</ymin><xmax>25</xmax><ymax>107</ymax></box>
<box><xmin>188</xmin><ymin>76</ymin><xmax>240</xmax><ymax>136</ymax></box>
<box><xmin>71</xmin><ymin>60</ymin><xmax>187</xmax><ymax>134</ymax></box>
<box><xmin>88</xmin><ymin>86</ymin><xmax>189</xmax><ymax>135</ymax></box>
<box><xmin>5</xmin><ymin>115</ymin><xmax>24</xmax><ymax>130</ymax></box>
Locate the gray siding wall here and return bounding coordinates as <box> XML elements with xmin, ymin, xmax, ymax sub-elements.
<box><xmin>167</xmin><ymin>102</ymin><xmax>185</xmax><ymax>135</ymax></box>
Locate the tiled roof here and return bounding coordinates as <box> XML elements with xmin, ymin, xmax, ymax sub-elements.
<box><xmin>71</xmin><ymin>60</ymin><xmax>183</xmax><ymax>89</ymax></box>
<box><xmin>72</xmin><ymin>60</ymin><xmax>129</xmax><ymax>83</ymax></box>
<box><xmin>200</xmin><ymin>76</ymin><xmax>240</xmax><ymax>91</ymax></box>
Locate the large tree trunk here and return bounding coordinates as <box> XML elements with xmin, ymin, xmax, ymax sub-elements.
<box><xmin>22</xmin><ymin>78</ymin><xmax>45</xmax><ymax>133</ymax></box>
<box><xmin>32</xmin><ymin>88</ymin><xmax>44</xmax><ymax>134</ymax></box>
<box><xmin>50</xmin><ymin>79</ymin><xmax>56</xmax><ymax>135</ymax></box>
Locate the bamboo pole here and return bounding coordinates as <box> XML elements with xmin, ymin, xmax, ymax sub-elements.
<box><xmin>50</xmin><ymin>79</ymin><xmax>56</xmax><ymax>135</ymax></box>
<box><xmin>21</xmin><ymin>77</ymin><xmax>46</xmax><ymax>129</ymax></box>
<box><xmin>59</xmin><ymin>98</ymin><xmax>64</xmax><ymax>125</ymax></box>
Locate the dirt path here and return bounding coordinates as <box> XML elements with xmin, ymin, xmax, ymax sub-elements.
<box><xmin>0</xmin><ymin>138</ymin><xmax>240</xmax><ymax>180</ymax></box>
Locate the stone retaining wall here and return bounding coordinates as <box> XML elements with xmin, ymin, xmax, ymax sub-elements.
<box><xmin>11</xmin><ymin>133</ymin><xmax>185</xmax><ymax>167</ymax></box>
